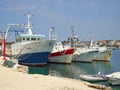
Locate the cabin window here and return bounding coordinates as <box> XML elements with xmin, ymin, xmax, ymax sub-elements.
<box><xmin>16</xmin><ymin>38</ymin><xmax>21</xmax><ymax>42</ymax></box>
<box><xmin>17</xmin><ymin>38</ymin><xmax>21</xmax><ymax>42</ymax></box>
<box><xmin>27</xmin><ymin>38</ymin><xmax>29</xmax><ymax>41</ymax></box>
<box><xmin>31</xmin><ymin>38</ymin><xmax>36</xmax><ymax>41</ymax></box>
<box><xmin>38</xmin><ymin>38</ymin><xmax>40</xmax><ymax>41</ymax></box>
<box><xmin>23</xmin><ymin>38</ymin><xmax>25</xmax><ymax>41</ymax></box>
<box><xmin>31</xmin><ymin>38</ymin><xmax>34</xmax><ymax>40</ymax></box>
<box><xmin>16</xmin><ymin>39</ymin><xmax>18</xmax><ymax>42</ymax></box>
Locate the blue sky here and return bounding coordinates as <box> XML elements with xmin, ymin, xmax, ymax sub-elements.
<box><xmin>0</xmin><ymin>0</ymin><xmax>120</xmax><ymax>41</ymax></box>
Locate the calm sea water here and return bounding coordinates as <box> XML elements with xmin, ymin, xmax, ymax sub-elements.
<box><xmin>28</xmin><ymin>49</ymin><xmax>120</xmax><ymax>90</ymax></box>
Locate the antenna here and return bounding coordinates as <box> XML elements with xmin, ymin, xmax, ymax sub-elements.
<box><xmin>89</xmin><ymin>32</ymin><xmax>94</xmax><ymax>47</ymax></box>
<box><xmin>49</xmin><ymin>27</ymin><xmax>59</xmax><ymax>41</ymax></box>
<box><xmin>70</xmin><ymin>26</ymin><xmax>75</xmax><ymax>38</ymax></box>
<box><xmin>70</xmin><ymin>26</ymin><xmax>76</xmax><ymax>47</ymax></box>
<box><xmin>51</xmin><ymin>26</ymin><xmax>55</xmax><ymax>31</ymax></box>
<box><xmin>24</xmin><ymin>12</ymin><xmax>33</xmax><ymax>35</ymax></box>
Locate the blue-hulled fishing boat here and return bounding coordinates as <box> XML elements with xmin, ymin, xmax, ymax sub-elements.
<box><xmin>5</xmin><ymin>13</ymin><xmax>56</xmax><ymax>66</ymax></box>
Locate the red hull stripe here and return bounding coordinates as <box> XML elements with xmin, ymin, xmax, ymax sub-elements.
<box><xmin>50</xmin><ymin>48</ymin><xmax>74</xmax><ymax>57</ymax></box>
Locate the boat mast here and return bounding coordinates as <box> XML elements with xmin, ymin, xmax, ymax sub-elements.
<box><xmin>49</xmin><ymin>27</ymin><xmax>59</xmax><ymax>41</ymax></box>
<box><xmin>25</xmin><ymin>12</ymin><xmax>33</xmax><ymax>35</ymax></box>
<box><xmin>89</xmin><ymin>32</ymin><xmax>94</xmax><ymax>47</ymax></box>
<box><xmin>70</xmin><ymin>26</ymin><xmax>75</xmax><ymax>47</ymax></box>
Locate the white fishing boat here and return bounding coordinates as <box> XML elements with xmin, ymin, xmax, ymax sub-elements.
<box><xmin>5</xmin><ymin>13</ymin><xmax>56</xmax><ymax>66</ymax></box>
<box><xmin>73</xmin><ymin>47</ymin><xmax>98</xmax><ymax>63</ymax></box>
<box><xmin>79</xmin><ymin>72</ymin><xmax>106</xmax><ymax>82</ymax></box>
<box><xmin>49</xmin><ymin>27</ymin><xmax>74</xmax><ymax>64</ymax></box>
<box><xmin>105</xmin><ymin>72</ymin><xmax>120</xmax><ymax>85</ymax></box>
<box><xmin>89</xmin><ymin>35</ymin><xmax>112</xmax><ymax>62</ymax></box>
<box><xmin>93</xmin><ymin>48</ymin><xmax>112</xmax><ymax>62</ymax></box>
<box><xmin>69</xmin><ymin>27</ymin><xmax>98</xmax><ymax>63</ymax></box>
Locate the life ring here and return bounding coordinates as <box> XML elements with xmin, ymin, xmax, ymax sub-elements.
<box><xmin>60</xmin><ymin>49</ymin><xmax>66</xmax><ymax>54</ymax></box>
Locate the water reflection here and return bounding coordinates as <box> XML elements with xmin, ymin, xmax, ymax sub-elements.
<box><xmin>28</xmin><ymin>50</ymin><xmax>120</xmax><ymax>90</ymax></box>
<box><xmin>28</xmin><ymin>66</ymin><xmax>49</xmax><ymax>75</ymax></box>
<box><xmin>28</xmin><ymin>59</ymin><xmax>112</xmax><ymax>79</ymax></box>
<box><xmin>92</xmin><ymin>61</ymin><xmax>112</xmax><ymax>74</ymax></box>
<box><xmin>48</xmin><ymin>63</ymin><xmax>75</xmax><ymax>79</ymax></box>
<box><xmin>110</xmin><ymin>49</ymin><xmax>120</xmax><ymax>72</ymax></box>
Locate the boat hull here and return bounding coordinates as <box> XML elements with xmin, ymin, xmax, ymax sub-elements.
<box><xmin>7</xmin><ymin>40</ymin><xmax>56</xmax><ymax>66</ymax></box>
<box><xmin>93</xmin><ymin>50</ymin><xmax>112</xmax><ymax>62</ymax></box>
<box><xmin>72</xmin><ymin>51</ymin><xmax>98</xmax><ymax>63</ymax></box>
<box><xmin>108</xmin><ymin>79</ymin><xmax>120</xmax><ymax>85</ymax></box>
<box><xmin>49</xmin><ymin>48</ymin><xmax>74</xmax><ymax>64</ymax></box>
<box><xmin>79</xmin><ymin>75</ymin><xmax>106</xmax><ymax>82</ymax></box>
<box><xmin>18</xmin><ymin>52</ymin><xmax>50</xmax><ymax>66</ymax></box>
<box><xmin>105</xmin><ymin>72</ymin><xmax>120</xmax><ymax>85</ymax></box>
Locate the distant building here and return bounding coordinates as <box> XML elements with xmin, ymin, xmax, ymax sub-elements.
<box><xmin>98</xmin><ymin>40</ymin><xmax>107</xmax><ymax>46</ymax></box>
<box><xmin>115</xmin><ymin>41</ymin><xmax>120</xmax><ymax>48</ymax></box>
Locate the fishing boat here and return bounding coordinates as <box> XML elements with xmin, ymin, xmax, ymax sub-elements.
<box><xmin>90</xmin><ymin>44</ymin><xmax>112</xmax><ymax>62</ymax></box>
<box><xmin>88</xmin><ymin>34</ymin><xmax>112</xmax><ymax>62</ymax></box>
<box><xmin>105</xmin><ymin>72</ymin><xmax>120</xmax><ymax>85</ymax></box>
<box><xmin>73</xmin><ymin>47</ymin><xmax>98</xmax><ymax>63</ymax></box>
<box><xmin>79</xmin><ymin>72</ymin><xmax>106</xmax><ymax>82</ymax></box>
<box><xmin>5</xmin><ymin>13</ymin><xmax>56</xmax><ymax>66</ymax></box>
<box><xmin>69</xmin><ymin>26</ymin><xmax>98</xmax><ymax>63</ymax></box>
<box><xmin>93</xmin><ymin>47</ymin><xmax>112</xmax><ymax>62</ymax></box>
<box><xmin>49</xmin><ymin>27</ymin><xmax>74</xmax><ymax>64</ymax></box>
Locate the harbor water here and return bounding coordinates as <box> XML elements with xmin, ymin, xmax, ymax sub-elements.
<box><xmin>28</xmin><ymin>49</ymin><xmax>120</xmax><ymax>90</ymax></box>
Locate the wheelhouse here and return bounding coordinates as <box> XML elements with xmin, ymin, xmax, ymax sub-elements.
<box><xmin>16</xmin><ymin>34</ymin><xmax>45</xmax><ymax>42</ymax></box>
